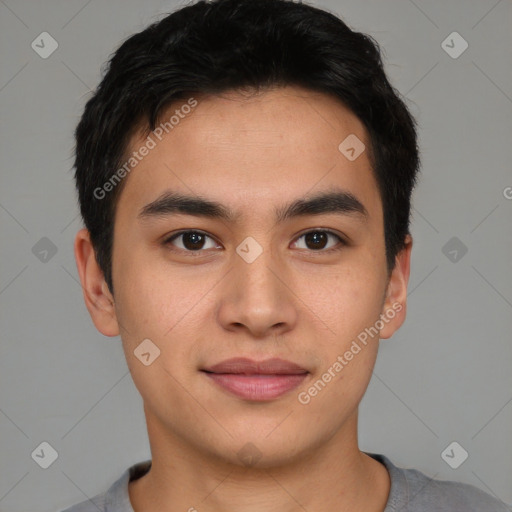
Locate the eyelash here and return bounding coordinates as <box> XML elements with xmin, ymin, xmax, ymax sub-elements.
<box><xmin>162</xmin><ymin>229</ymin><xmax>347</xmax><ymax>256</ymax></box>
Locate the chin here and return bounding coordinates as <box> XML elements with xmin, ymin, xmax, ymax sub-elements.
<box><xmin>198</xmin><ymin>429</ymin><xmax>318</xmax><ymax>470</ymax></box>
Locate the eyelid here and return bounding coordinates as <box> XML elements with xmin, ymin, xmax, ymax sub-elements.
<box><xmin>291</xmin><ymin>228</ymin><xmax>347</xmax><ymax>252</ymax></box>
<box><xmin>163</xmin><ymin>229</ymin><xmax>221</xmax><ymax>249</ymax></box>
<box><xmin>162</xmin><ymin>228</ymin><xmax>347</xmax><ymax>253</ymax></box>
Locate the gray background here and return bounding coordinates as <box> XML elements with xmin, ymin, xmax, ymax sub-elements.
<box><xmin>1</xmin><ymin>0</ymin><xmax>511</xmax><ymax>510</ymax></box>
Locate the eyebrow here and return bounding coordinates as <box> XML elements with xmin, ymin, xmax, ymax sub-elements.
<box><xmin>137</xmin><ymin>188</ymin><xmax>368</xmax><ymax>223</ymax></box>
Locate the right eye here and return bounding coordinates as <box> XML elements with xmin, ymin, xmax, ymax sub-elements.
<box><xmin>163</xmin><ymin>230</ymin><xmax>222</xmax><ymax>254</ymax></box>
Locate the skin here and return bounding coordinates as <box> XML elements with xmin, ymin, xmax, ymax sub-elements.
<box><xmin>74</xmin><ymin>85</ymin><xmax>412</xmax><ymax>512</ymax></box>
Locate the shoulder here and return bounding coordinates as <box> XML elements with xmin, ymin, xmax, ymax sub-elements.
<box><xmin>60</xmin><ymin>496</ymin><xmax>107</xmax><ymax>512</ymax></box>
<box><xmin>59</xmin><ymin>485</ymin><xmax>111</xmax><ymax>512</ymax></box>
<box><xmin>367</xmin><ymin>452</ymin><xmax>511</xmax><ymax>512</ymax></box>
<box><xmin>403</xmin><ymin>466</ymin><xmax>510</xmax><ymax>511</ymax></box>
<box><xmin>59</xmin><ymin>460</ymin><xmax>151</xmax><ymax>512</ymax></box>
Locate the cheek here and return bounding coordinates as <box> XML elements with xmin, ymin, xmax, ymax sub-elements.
<box><xmin>113</xmin><ymin>245</ymin><xmax>183</xmax><ymax>334</ymax></box>
<box><xmin>301</xmin><ymin>263</ymin><xmax>385</xmax><ymax>339</ymax></box>
<box><xmin>112</xmin><ymin>249</ymin><xmax>218</xmax><ymax>375</ymax></box>
<box><xmin>296</xmin><ymin>263</ymin><xmax>385</xmax><ymax>393</ymax></box>
<box><xmin>113</xmin><ymin>265</ymin><xmax>205</xmax><ymax>417</ymax></box>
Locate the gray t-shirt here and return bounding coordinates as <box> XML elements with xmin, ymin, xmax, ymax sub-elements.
<box><xmin>61</xmin><ymin>452</ymin><xmax>510</xmax><ymax>511</ymax></box>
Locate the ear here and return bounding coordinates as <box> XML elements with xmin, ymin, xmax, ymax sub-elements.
<box><xmin>74</xmin><ymin>228</ymin><xmax>120</xmax><ymax>337</ymax></box>
<box><xmin>379</xmin><ymin>234</ymin><xmax>412</xmax><ymax>339</ymax></box>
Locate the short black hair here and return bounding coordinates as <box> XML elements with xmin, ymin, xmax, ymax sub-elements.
<box><xmin>73</xmin><ymin>0</ymin><xmax>420</xmax><ymax>295</ymax></box>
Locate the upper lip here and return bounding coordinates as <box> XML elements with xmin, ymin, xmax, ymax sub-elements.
<box><xmin>202</xmin><ymin>357</ymin><xmax>308</xmax><ymax>375</ymax></box>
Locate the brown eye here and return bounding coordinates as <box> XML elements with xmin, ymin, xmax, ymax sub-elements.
<box><xmin>164</xmin><ymin>231</ymin><xmax>219</xmax><ymax>252</ymax></box>
<box><xmin>293</xmin><ymin>230</ymin><xmax>345</xmax><ymax>252</ymax></box>
<box><xmin>304</xmin><ymin>231</ymin><xmax>328</xmax><ymax>250</ymax></box>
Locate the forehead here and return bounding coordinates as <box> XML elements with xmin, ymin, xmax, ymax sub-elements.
<box><xmin>116</xmin><ymin>86</ymin><xmax>381</xmax><ymax>223</ymax></box>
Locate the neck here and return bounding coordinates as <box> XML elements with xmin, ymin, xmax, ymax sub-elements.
<box><xmin>129</xmin><ymin>408</ymin><xmax>390</xmax><ymax>512</ymax></box>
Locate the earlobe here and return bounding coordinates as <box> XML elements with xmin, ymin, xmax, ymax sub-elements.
<box><xmin>74</xmin><ymin>228</ymin><xmax>120</xmax><ymax>337</ymax></box>
<box><xmin>379</xmin><ymin>235</ymin><xmax>412</xmax><ymax>340</ymax></box>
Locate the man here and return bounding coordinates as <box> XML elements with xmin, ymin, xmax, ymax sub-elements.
<box><xmin>64</xmin><ymin>0</ymin><xmax>510</xmax><ymax>510</ymax></box>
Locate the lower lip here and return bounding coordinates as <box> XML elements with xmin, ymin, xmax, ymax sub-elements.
<box><xmin>203</xmin><ymin>372</ymin><xmax>308</xmax><ymax>401</ymax></box>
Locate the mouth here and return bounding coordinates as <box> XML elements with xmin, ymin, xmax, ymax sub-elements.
<box><xmin>200</xmin><ymin>357</ymin><xmax>309</xmax><ymax>401</ymax></box>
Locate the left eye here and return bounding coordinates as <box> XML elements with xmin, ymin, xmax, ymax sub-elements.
<box><xmin>292</xmin><ymin>230</ymin><xmax>344</xmax><ymax>251</ymax></box>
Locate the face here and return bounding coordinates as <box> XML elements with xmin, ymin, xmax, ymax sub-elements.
<box><xmin>75</xmin><ymin>86</ymin><xmax>411</xmax><ymax>468</ymax></box>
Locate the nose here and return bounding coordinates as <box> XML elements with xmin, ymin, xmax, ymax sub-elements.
<box><xmin>216</xmin><ymin>246</ymin><xmax>298</xmax><ymax>339</ymax></box>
